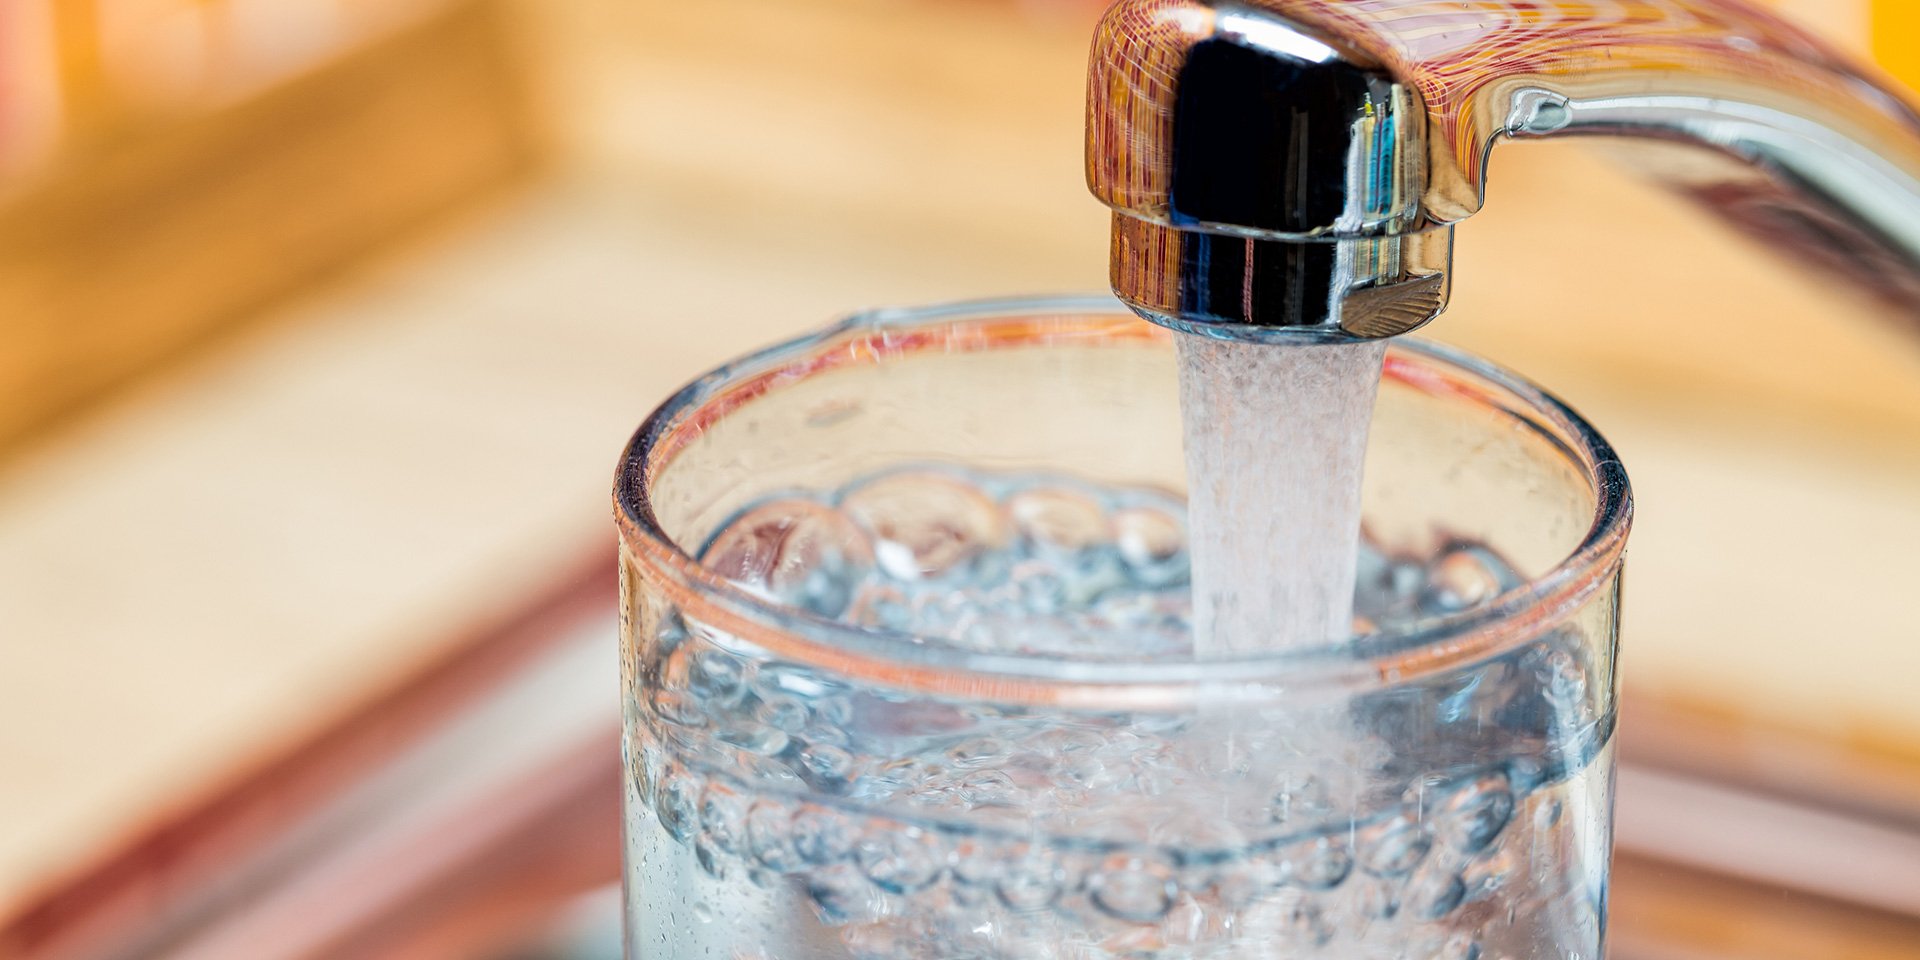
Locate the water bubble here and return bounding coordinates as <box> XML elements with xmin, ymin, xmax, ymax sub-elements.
<box><xmin>996</xmin><ymin>850</ymin><xmax>1065</xmax><ymax>913</ymax></box>
<box><xmin>842</xmin><ymin>471</ymin><xmax>1007</xmax><ymax>580</ymax></box>
<box><xmin>694</xmin><ymin>839</ymin><xmax>726</xmax><ymax>878</ymax></box>
<box><xmin>633</xmin><ymin>741</ymin><xmax>663</xmax><ymax>808</ymax></box>
<box><xmin>652</xmin><ymin>690</ymin><xmax>706</xmax><ymax>728</ymax></box>
<box><xmin>1007</xmin><ymin>486</ymin><xmax>1110</xmax><ymax>553</ymax></box>
<box><xmin>1441</xmin><ymin>775</ymin><xmax>1515</xmax><ymax>852</ymax></box>
<box><xmin>855</xmin><ymin>825</ymin><xmax>944</xmax><ymax>894</ymax></box>
<box><xmin>1090</xmin><ymin>856</ymin><xmax>1176</xmax><ymax>923</ymax></box>
<box><xmin>689</xmin><ymin>649</ymin><xmax>748</xmax><ymax>707</ymax></box>
<box><xmin>1438</xmin><ymin>934</ymin><xmax>1483</xmax><ymax>960</ymax></box>
<box><xmin>950</xmin><ymin>838</ymin><xmax>1002</xmax><ymax>887</ymax></box>
<box><xmin>806</xmin><ymin>863</ymin><xmax>872</xmax><ymax>923</ymax></box>
<box><xmin>944</xmin><ymin>737</ymin><xmax>1010</xmax><ymax>767</ymax></box>
<box><xmin>799</xmin><ymin>744</ymin><xmax>856</xmax><ymax>788</ymax></box>
<box><xmin>792</xmin><ymin>805</ymin><xmax>857</xmax><ymax>864</ymax></box>
<box><xmin>847</xmin><ymin>584</ymin><xmax>913</xmax><ymax>630</ymax></box>
<box><xmin>1544</xmin><ymin>647</ymin><xmax>1591</xmax><ymax>718</ymax></box>
<box><xmin>755</xmin><ymin>695</ymin><xmax>811</xmax><ymax>733</ymax></box>
<box><xmin>1359</xmin><ymin>815</ymin><xmax>1432</xmax><ymax>877</ymax></box>
<box><xmin>700</xmin><ymin>783</ymin><xmax>749</xmax><ymax>855</ymax></box>
<box><xmin>1460</xmin><ymin>847</ymin><xmax>1518</xmax><ymax>896</ymax></box>
<box><xmin>701</xmin><ymin>499</ymin><xmax>875</xmax><ymax>616</ymax></box>
<box><xmin>1535</xmin><ymin>798</ymin><xmax>1564</xmax><ymax>830</ymax></box>
<box><xmin>757</xmin><ymin>662</ymin><xmax>843</xmax><ymax>699</ymax></box>
<box><xmin>1112</xmin><ymin>506</ymin><xmax>1188</xmax><ymax>587</ymax></box>
<box><xmin>1421</xmin><ymin>544</ymin><xmax>1514</xmax><ymax>613</ymax></box>
<box><xmin>956</xmin><ymin>769</ymin><xmax>1019</xmax><ymax>809</ymax></box>
<box><xmin>1209</xmin><ymin>855</ymin><xmax>1284</xmax><ymax>910</ymax></box>
<box><xmin>1010</xmin><ymin>565</ymin><xmax>1068</xmax><ymax>616</ymax></box>
<box><xmin>747</xmin><ymin>800</ymin><xmax>800</xmax><ymax>872</ymax></box>
<box><xmin>655</xmin><ymin>771</ymin><xmax>700</xmax><ymax>842</ymax></box>
<box><xmin>717</xmin><ymin>718</ymin><xmax>790</xmax><ymax>757</ymax></box>
<box><xmin>1405</xmin><ymin>864</ymin><xmax>1468</xmax><ymax>919</ymax></box>
<box><xmin>1285</xmin><ymin>836</ymin><xmax>1352</xmax><ymax>890</ymax></box>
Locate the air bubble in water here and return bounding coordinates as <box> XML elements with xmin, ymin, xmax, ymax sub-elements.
<box><xmin>1090</xmin><ymin>856</ymin><xmax>1176</xmax><ymax>923</ymax></box>
<box><xmin>700</xmin><ymin>783</ymin><xmax>749</xmax><ymax>855</ymax></box>
<box><xmin>747</xmin><ymin>800</ymin><xmax>800</xmax><ymax>872</ymax></box>
<box><xmin>1421</xmin><ymin>544</ymin><xmax>1516</xmax><ymax>613</ymax></box>
<box><xmin>655</xmin><ymin>772</ymin><xmax>699</xmax><ymax>842</ymax></box>
<box><xmin>799</xmin><ymin>744</ymin><xmax>856</xmax><ymax>788</ymax></box>
<box><xmin>1285</xmin><ymin>836</ymin><xmax>1352</xmax><ymax>890</ymax></box>
<box><xmin>996</xmin><ymin>849</ymin><xmax>1064</xmax><ymax>913</ymax></box>
<box><xmin>855</xmin><ymin>825</ymin><xmax>945</xmax><ymax>894</ymax></box>
<box><xmin>689</xmin><ymin>649</ymin><xmax>748</xmax><ymax>707</ymax></box>
<box><xmin>806</xmin><ymin>863</ymin><xmax>871</xmax><ymax>923</ymax></box>
<box><xmin>792</xmin><ymin>805</ymin><xmax>857</xmax><ymax>864</ymax></box>
<box><xmin>842</xmin><ymin>471</ymin><xmax>1007</xmax><ymax>580</ymax></box>
<box><xmin>1406</xmin><ymin>864</ymin><xmax>1468</xmax><ymax>919</ymax></box>
<box><xmin>1442</xmin><ymin>775</ymin><xmax>1516</xmax><ymax>852</ymax></box>
<box><xmin>1112</xmin><ymin>505</ymin><xmax>1188</xmax><ymax>587</ymax></box>
<box><xmin>1008</xmin><ymin>486</ymin><xmax>1110</xmax><ymax>552</ymax></box>
<box><xmin>1359</xmin><ymin>815</ymin><xmax>1432</xmax><ymax>877</ymax></box>
<box><xmin>701</xmin><ymin>499</ymin><xmax>875</xmax><ymax>616</ymax></box>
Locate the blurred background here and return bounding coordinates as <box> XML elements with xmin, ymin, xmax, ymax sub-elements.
<box><xmin>3</xmin><ymin>0</ymin><xmax>1920</xmax><ymax>957</ymax></box>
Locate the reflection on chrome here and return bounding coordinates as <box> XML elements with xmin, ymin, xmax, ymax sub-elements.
<box><xmin>1087</xmin><ymin>0</ymin><xmax>1920</xmax><ymax>340</ymax></box>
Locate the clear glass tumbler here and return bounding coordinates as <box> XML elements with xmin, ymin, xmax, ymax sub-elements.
<box><xmin>614</xmin><ymin>297</ymin><xmax>1631</xmax><ymax>959</ymax></box>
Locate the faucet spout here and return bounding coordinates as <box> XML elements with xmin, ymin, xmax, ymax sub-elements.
<box><xmin>1088</xmin><ymin>0</ymin><xmax>1920</xmax><ymax>341</ymax></box>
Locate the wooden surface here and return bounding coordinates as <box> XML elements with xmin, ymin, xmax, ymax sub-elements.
<box><xmin>3</xmin><ymin>0</ymin><xmax>1920</xmax><ymax>920</ymax></box>
<box><xmin>0</xmin><ymin>0</ymin><xmax>540</xmax><ymax>454</ymax></box>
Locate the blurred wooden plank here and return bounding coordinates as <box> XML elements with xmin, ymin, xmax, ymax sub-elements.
<box><xmin>1614</xmin><ymin>854</ymin><xmax>1920</xmax><ymax>960</ymax></box>
<box><xmin>0</xmin><ymin>0</ymin><xmax>540</xmax><ymax>455</ymax></box>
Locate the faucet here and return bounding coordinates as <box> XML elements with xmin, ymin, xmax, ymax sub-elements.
<box><xmin>1087</xmin><ymin>0</ymin><xmax>1920</xmax><ymax>341</ymax></box>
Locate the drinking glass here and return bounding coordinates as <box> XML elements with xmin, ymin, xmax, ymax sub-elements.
<box><xmin>613</xmin><ymin>297</ymin><xmax>1631</xmax><ymax>959</ymax></box>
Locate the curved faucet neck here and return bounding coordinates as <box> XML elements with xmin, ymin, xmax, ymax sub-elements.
<box><xmin>1089</xmin><ymin>0</ymin><xmax>1920</xmax><ymax>341</ymax></box>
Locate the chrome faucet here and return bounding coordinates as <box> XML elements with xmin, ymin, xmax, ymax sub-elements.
<box><xmin>1087</xmin><ymin>0</ymin><xmax>1920</xmax><ymax>341</ymax></box>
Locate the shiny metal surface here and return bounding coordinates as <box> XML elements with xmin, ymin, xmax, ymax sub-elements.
<box><xmin>1087</xmin><ymin>0</ymin><xmax>1920</xmax><ymax>340</ymax></box>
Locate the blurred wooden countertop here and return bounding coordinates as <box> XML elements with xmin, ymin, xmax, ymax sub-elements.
<box><xmin>6</xmin><ymin>0</ymin><xmax>1920</xmax><ymax>917</ymax></box>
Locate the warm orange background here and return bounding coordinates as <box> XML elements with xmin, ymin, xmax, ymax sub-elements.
<box><xmin>3</xmin><ymin>0</ymin><xmax>1920</xmax><ymax>943</ymax></box>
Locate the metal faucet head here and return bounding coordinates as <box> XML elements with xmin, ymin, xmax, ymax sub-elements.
<box><xmin>1088</xmin><ymin>0</ymin><xmax>1920</xmax><ymax>344</ymax></box>
<box><xmin>1088</xmin><ymin>2</ymin><xmax>1451</xmax><ymax>342</ymax></box>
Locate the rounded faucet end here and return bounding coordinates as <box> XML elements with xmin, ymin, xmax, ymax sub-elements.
<box><xmin>1109</xmin><ymin>214</ymin><xmax>1454</xmax><ymax>343</ymax></box>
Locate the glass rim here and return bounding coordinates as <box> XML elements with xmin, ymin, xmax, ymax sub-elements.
<box><xmin>614</xmin><ymin>296</ymin><xmax>1632</xmax><ymax>708</ymax></box>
